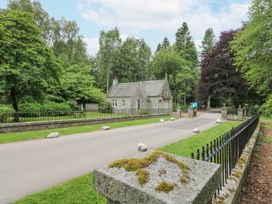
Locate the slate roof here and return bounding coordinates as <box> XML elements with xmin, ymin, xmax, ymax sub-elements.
<box><xmin>107</xmin><ymin>80</ymin><xmax>167</xmax><ymax>98</ymax></box>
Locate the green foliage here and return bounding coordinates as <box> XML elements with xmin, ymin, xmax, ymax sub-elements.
<box><xmin>98</xmin><ymin>102</ymin><xmax>112</xmax><ymax>113</ymax></box>
<box><xmin>138</xmin><ymin>109</ymin><xmax>149</xmax><ymax>115</ymax></box>
<box><xmin>51</xmin><ymin>64</ymin><xmax>106</xmax><ymax>104</ymax></box>
<box><xmin>96</xmin><ymin>27</ymin><xmax>121</xmax><ymax>92</ymax></box>
<box><xmin>0</xmin><ymin>105</ymin><xmax>14</xmax><ymax>122</ymax></box>
<box><xmin>19</xmin><ymin>101</ymin><xmax>74</xmax><ymax>113</ymax></box>
<box><xmin>200</xmin><ymin>28</ymin><xmax>216</xmax><ymax>58</ymax></box>
<box><xmin>231</xmin><ymin>0</ymin><xmax>272</xmax><ymax>96</ymax></box>
<box><xmin>175</xmin><ymin>22</ymin><xmax>199</xmax><ymax>68</ymax></box>
<box><xmin>0</xmin><ymin>10</ymin><xmax>61</xmax><ymax>113</ymax></box>
<box><xmin>259</xmin><ymin>94</ymin><xmax>272</xmax><ymax>117</ymax></box>
<box><xmin>119</xmin><ymin>37</ymin><xmax>151</xmax><ymax>82</ymax></box>
<box><xmin>151</xmin><ymin>47</ymin><xmax>196</xmax><ymax>103</ymax></box>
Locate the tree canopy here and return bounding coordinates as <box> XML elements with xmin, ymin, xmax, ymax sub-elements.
<box><xmin>199</xmin><ymin>30</ymin><xmax>251</xmax><ymax>107</ymax></box>
<box><xmin>231</xmin><ymin>0</ymin><xmax>272</xmax><ymax>97</ymax></box>
<box><xmin>200</xmin><ymin>28</ymin><xmax>216</xmax><ymax>58</ymax></box>
<box><xmin>0</xmin><ymin>10</ymin><xmax>61</xmax><ymax>113</ymax></box>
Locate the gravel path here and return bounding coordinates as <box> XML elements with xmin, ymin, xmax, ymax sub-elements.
<box><xmin>241</xmin><ymin>123</ymin><xmax>272</xmax><ymax>204</ymax></box>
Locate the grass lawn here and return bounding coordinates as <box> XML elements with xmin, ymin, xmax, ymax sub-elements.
<box><xmin>12</xmin><ymin>173</ymin><xmax>106</xmax><ymax>204</ymax></box>
<box><xmin>160</xmin><ymin>120</ymin><xmax>241</xmax><ymax>157</ymax></box>
<box><xmin>13</xmin><ymin>120</ymin><xmax>240</xmax><ymax>204</ymax></box>
<box><xmin>0</xmin><ymin>116</ymin><xmax>171</xmax><ymax>144</ymax></box>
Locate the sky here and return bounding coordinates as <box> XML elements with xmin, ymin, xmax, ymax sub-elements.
<box><xmin>0</xmin><ymin>0</ymin><xmax>251</xmax><ymax>56</ymax></box>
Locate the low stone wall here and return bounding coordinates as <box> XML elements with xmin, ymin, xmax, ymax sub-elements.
<box><xmin>0</xmin><ymin>115</ymin><xmax>168</xmax><ymax>133</ymax></box>
<box><xmin>213</xmin><ymin>123</ymin><xmax>260</xmax><ymax>204</ymax></box>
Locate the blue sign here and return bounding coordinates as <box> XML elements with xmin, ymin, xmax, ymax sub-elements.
<box><xmin>192</xmin><ymin>102</ymin><xmax>198</xmax><ymax>109</ymax></box>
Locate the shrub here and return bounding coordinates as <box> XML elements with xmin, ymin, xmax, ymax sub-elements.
<box><xmin>0</xmin><ymin>105</ymin><xmax>14</xmax><ymax>123</ymax></box>
<box><xmin>99</xmin><ymin>102</ymin><xmax>112</xmax><ymax>113</ymax></box>
<box><xmin>259</xmin><ymin>95</ymin><xmax>272</xmax><ymax>117</ymax></box>
<box><xmin>19</xmin><ymin>101</ymin><xmax>75</xmax><ymax>117</ymax></box>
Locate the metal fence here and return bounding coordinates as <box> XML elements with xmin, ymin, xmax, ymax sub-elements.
<box><xmin>191</xmin><ymin>114</ymin><xmax>259</xmax><ymax>195</ymax></box>
<box><xmin>0</xmin><ymin>109</ymin><xmax>171</xmax><ymax>123</ymax></box>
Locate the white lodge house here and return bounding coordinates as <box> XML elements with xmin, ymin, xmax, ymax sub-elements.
<box><xmin>107</xmin><ymin>79</ymin><xmax>172</xmax><ymax>114</ymax></box>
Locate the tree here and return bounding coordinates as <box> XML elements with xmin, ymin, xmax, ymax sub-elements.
<box><xmin>0</xmin><ymin>10</ymin><xmax>61</xmax><ymax>116</ymax></box>
<box><xmin>50</xmin><ymin>65</ymin><xmax>106</xmax><ymax>104</ymax></box>
<box><xmin>8</xmin><ymin>0</ymin><xmax>51</xmax><ymax>40</ymax></box>
<box><xmin>119</xmin><ymin>37</ymin><xmax>151</xmax><ymax>82</ymax></box>
<box><xmin>231</xmin><ymin>0</ymin><xmax>272</xmax><ymax>97</ymax></box>
<box><xmin>200</xmin><ymin>28</ymin><xmax>216</xmax><ymax>58</ymax></box>
<box><xmin>150</xmin><ymin>47</ymin><xmax>194</xmax><ymax>103</ymax></box>
<box><xmin>50</xmin><ymin>18</ymin><xmax>90</xmax><ymax>67</ymax></box>
<box><xmin>162</xmin><ymin>37</ymin><xmax>170</xmax><ymax>49</ymax></box>
<box><xmin>175</xmin><ymin>22</ymin><xmax>198</xmax><ymax>68</ymax></box>
<box><xmin>96</xmin><ymin>28</ymin><xmax>121</xmax><ymax>93</ymax></box>
<box><xmin>199</xmin><ymin>30</ymin><xmax>250</xmax><ymax>107</ymax></box>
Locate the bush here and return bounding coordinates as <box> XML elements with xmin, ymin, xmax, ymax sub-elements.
<box><xmin>19</xmin><ymin>101</ymin><xmax>75</xmax><ymax>117</ymax></box>
<box><xmin>99</xmin><ymin>102</ymin><xmax>112</xmax><ymax>113</ymax></box>
<box><xmin>0</xmin><ymin>105</ymin><xmax>14</xmax><ymax>123</ymax></box>
<box><xmin>259</xmin><ymin>95</ymin><xmax>272</xmax><ymax>117</ymax></box>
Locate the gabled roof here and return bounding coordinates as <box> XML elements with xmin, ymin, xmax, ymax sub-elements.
<box><xmin>107</xmin><ymin>80</ymin><xmax>167</xmax><ymax>98</ymax></box>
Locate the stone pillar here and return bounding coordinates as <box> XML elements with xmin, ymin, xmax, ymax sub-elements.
<box><xmin>221</xmin><ymin>103</ymin><xmax>228</xmax><ymax>120</ymax></box>
<box><xmin>238</xmin><ymin>105</ymin><xmax>243</xmax><ymax>121</ymax></box>
<box><xmin>176</xmin><ymin>106</ymin><xmax>181</xmax><ymax>118</ymax></box>
<box><xmin>94</xmin><ymin>151</ymin><xmax>221</xmax><ymax>204</ymax></box>
<box><xmin>188</xmin><ymin>107</ymin><xmax>194</xmax><ymax>118</ymax></box>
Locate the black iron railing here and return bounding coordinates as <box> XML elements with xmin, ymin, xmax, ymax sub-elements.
<box><xmin>0</xmin><ymin>108</ymin><xmax>171</xmax><ymax>123</ymax></box>
<box><xmin>191</xmin><ymin>114</ymin><xmax>259</xmax><ymax>194</ymax></box>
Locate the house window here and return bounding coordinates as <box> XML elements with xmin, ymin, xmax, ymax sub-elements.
<box><xmin>112</xmin><ymin>99</ymin><xmax>117</xmax><ymax>107</ymax></box>
<box><xmin>122</xmin><ymin>99</ymin><xmax>125</xmax><ymax>106</ymax></box>
<box><xmin>137</xmin><ymin>99</ymin><xmax>140</xmax><ymax>110</ymax></box>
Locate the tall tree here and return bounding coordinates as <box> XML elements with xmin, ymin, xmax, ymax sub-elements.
<box><xmin>150</xmin><ymin>47</ymin><xmax>194</xmax><ymax>103</ymax></box>
<box><xmin>119</xmin><ymin>37</ymin><xmax>151</xmax><ymax>82</ymax></box>
<box><xmin>96</xmin><ymin>28</ymin><xmax>121</xmax><ymax>93</ymax></box>
<box><xmin>8</xmin><ymin>0</ymin><xmax>51</xmax><ymax>40</ymax></box>
<box><xmin>175</xmin><ymin>22</ymin><xmax>198</xmax><ymax>68</ymax></box>
<box><xmin>0</xmin><ymin>10</ymin><xmax>61</xmax><ymax>116</ymax></box>
<box><xmin>199</xmin><ymin>30</ymin><xmax>250</xmax><ymax>107</ymax></box>
<box><xmin>200</xmin><ymin>28</ymin><xmax>216</xmax><ymax>58</ymax></box>
<box><xmin>231</xmin><ymin>0</ymin><xmax>272</xmax><ymax>97</ymax></box>
<box><xmin>162</xmin><ymin>37</ymin><xmax>170</xmax><ymax>49</ymax></box>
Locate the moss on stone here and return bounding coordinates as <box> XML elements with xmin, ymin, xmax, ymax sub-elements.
<box><xmin>108</xmin><ymin>151</ymin><xmax>190</xmax><ymax>190</ymax></box>
<box><xmin>155</xmin><ymin>181</ymin><xmax>177</xmax><ymax>193</ymax></box>
<box><xmin>136</xmin><ymin>169</ymin><xmax>150</xmax><ymax>186</ymax></box>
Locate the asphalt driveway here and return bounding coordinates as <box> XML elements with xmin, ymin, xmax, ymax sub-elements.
<box><xmin>0</xmin><ymin>113</ymin><xmax>220</xmax><ymax>203</ymax></box>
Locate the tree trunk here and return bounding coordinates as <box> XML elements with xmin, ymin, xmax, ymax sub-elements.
<box><xmin>10</xmin><ymin>88</ymin><xmax>19</xmax><ymax>122</ymax></box>
<box><xmin>184</xmin><ymin>94</ymin><xmax>186</xmax><ymax>105</ymax></box>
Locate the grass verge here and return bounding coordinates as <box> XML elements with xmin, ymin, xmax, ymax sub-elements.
<box><xmin>0</xmin><ymin>116</ymin><xmax>171</xmax><ymax>144</ymax></box>
<box><xmin>13</xmin><ymin>120</ymin><xmax>240</xmax><ymax>204</ymax></box>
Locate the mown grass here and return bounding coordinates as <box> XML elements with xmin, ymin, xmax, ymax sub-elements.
<box><xmin>0</xmin><ymin>116</ymin><xmax>171</xmax><ymax>144</ymax></box>
<box><xmin>160</xmin><ymin>121</ymin><xmax>241</xmax><ymax>157</ymax></box>
<box><xmin>12</xmin><ymin>173</ymin><xmax>106</xmax><ymax>204</ymax></box>
<box><xmin>13</xmin><ymin>120</ymin><xmax>240</xmax><ymax>204</ymax></box>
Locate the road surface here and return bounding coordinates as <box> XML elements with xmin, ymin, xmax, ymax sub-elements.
<box><xmin>0</xmin><ymin>113</ymin><xmax>220</xmax><ymax>203</ymax></box>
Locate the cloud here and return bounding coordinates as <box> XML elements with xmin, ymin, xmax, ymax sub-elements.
<box><xmin>84</xmin><ymin>37</ymin><xmax>99</xmax><ymax>55</ymax></box>
<box><xmin>79</xmin><ymin>0</ymin><xmax>249</xmax><ymax>34</ymax></box>
<box><xmin>79</xmin><ymin>0</ymin><xmax>250</xmax><ymax>53</ymax></box>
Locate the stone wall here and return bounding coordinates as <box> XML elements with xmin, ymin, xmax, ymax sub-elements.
<box><xmin>213</xmin><ymin>123</ymin><xmax>260</xmax><ymax>204</ymax></box>
<box><xmin>0</xmin><ymin>115</ymin><xmax>168</xmax><ymax>133</ymax></box>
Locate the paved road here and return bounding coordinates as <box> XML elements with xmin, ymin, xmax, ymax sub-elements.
<box><xmin>0</xmin><ymin>113</ymin><xmax>220</xmax><ymax>203</ymax></box>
